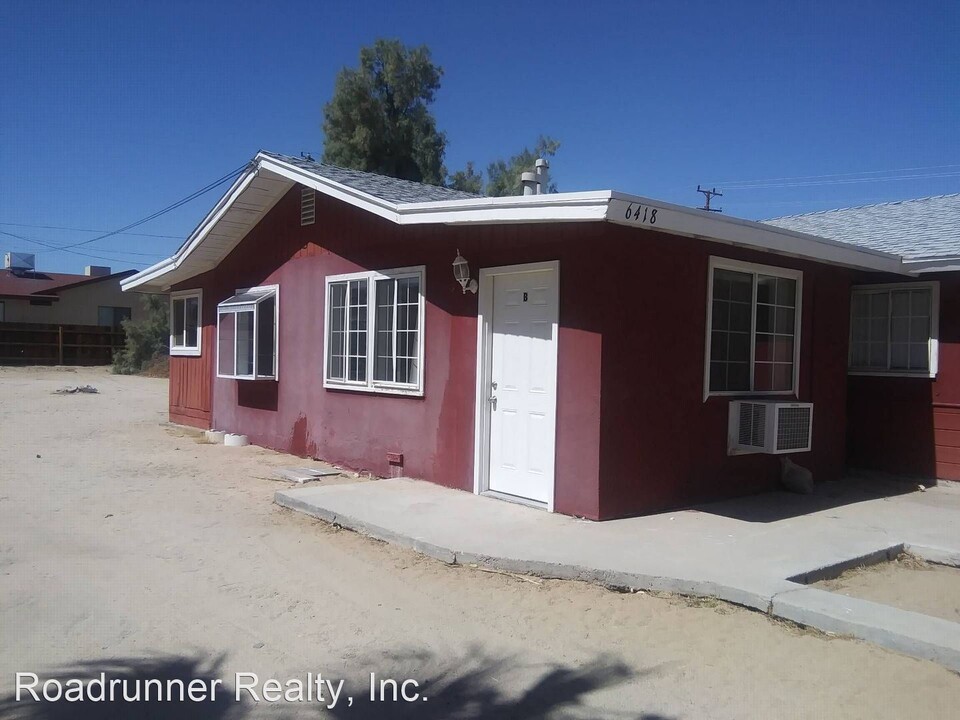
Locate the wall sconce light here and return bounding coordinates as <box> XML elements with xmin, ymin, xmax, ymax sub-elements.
<box><xmin>452</xmin><ymin>250</ymin><xmax>478</xmax><ymax>294</ymax></box>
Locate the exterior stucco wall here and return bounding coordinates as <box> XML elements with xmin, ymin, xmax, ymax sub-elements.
<box><xmin>171</xmin><ymin>186</ymin><xmax>855</xmax><ymax>519</ymax></box>
<box><xmin>2</xmin><ymin>278</ymin><xmax>142</xmax><ymax>325</ymax></box>
<box><xmin>846</xmin><ymin>273</ymin><xmax>960</xmax><ymax>481</ymax></box>
<box><xmin>596</xmin><ymin>226</ymin><xmax>854</xmax><ymax>518</ymax></box>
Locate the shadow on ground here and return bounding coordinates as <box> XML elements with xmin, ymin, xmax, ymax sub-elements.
<box><xmin>326</xmin><ymin>647</ymin><xmax>671</xmax><ymax>719</ymax></box>
<box><xmin>0</xmin><ymin>649</ymin><xmax>672</xmax><ymax>720</ymax></box>
<box><xmin>694</xmin><ymin>475</ymin><xmax>918</xmax><ymax>523</ymax></box>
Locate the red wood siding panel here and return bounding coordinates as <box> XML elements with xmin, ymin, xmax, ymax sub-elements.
<box><xmin>935</xmin><ymin>407</ymin><xmax>960</xmax><ymax>480</ymax></box>
<box><xmin>169</xmin><ymin>186</ymin><xmax>855</xmax><ymax>519</ymax></box>
<box><xmin>167</xmin><ymin>324</ymin><xmax>214</xmax><ymax>429</ymax></box>
<box><xmin>846</xmin><ymin>274</ymin><xmax>960</xmax><ymax>482</ymax></box>
<box><xmin>595</xmin><ymin>226</ymin><xmax>853</xmax><ymax>518</ymax></box>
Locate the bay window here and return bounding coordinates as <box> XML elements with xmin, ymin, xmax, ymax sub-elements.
<box><xmin>170</xmin><ymin>290</ymin><xmax>202</xmax><ymax>356</ymax></box>
<box><xmin>216</xmin><ymin>285</ymin><xmax>278</xmax><ymax>380</ymax></box>
<box><xmin>324</xmin><ymin>267</ymin><xmax>424</xmax><ymax>395</ymax></box>
<box><xmin>849</xmin><ymin>283</ymin><xmax>938</xmax><ymax>376</ymax></box>
<box><xmin>706</xmin><ymin>258</ymin><xmax>802</xmax><ymax>396</ymax></box>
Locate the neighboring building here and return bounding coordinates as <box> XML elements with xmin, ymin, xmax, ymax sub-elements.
<box><xmin>122</xmin><ymin>151</ymin><xmax>936</xmax><ymax>520</ymax></box>
<box><xmin>766</xmin><ymin>194</ymin><xmax>960</xmax><ymax>481</ymax></box>
<box><xmin>0</xmin><ymin>255</ymin><xmax>139</xmax><ymax>327</ymax></box>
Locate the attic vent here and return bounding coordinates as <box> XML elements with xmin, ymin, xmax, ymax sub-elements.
<box><xmin>300</xmin><ymin>187</ymin><xmax>316</xmax><ymax>226</ymax></box>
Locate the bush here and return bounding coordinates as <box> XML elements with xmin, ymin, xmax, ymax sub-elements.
<box><xmin>112</xmin><ymin>294</ymin><xmax>169</xmax><ymax>375</ymax></box>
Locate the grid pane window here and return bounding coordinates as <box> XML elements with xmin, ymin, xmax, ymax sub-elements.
<box><xmin>327</xmin><ymin>283</ymin><xmax>347</xmax><ymax>380</ymax></box>
<box><xmin>850</xmin><ymin>287</ymin><xmax>932</xmax><ymax>373</ymax></box>
<box><xmin>374</xmin><ymin>279</ymin><xmax>395</xmax><ymax>382</ymax></box>
<box><xmin>754</xmin><ymin>275</ymin><xmax>797</xmax><ymax>391</ymax></box>
<box><xmin>708</xmin><ymin>263</ymin><xmax>800</xmax><ymax>394</ymax></box>
<box><xmin>325</xmin><ymin>269</ymin><xmax>424</xmax><ymax>393</ymax></box>
<box><xmin>395</xmin><ymin>276</ymin><xmax>420</xmax><ymax>384</ymax></box>
<box><xmin>709</xmin><ymin>269</ymin><xmax>753</xmax><ymax>392</ymax></box>
<box><xmin>347</xmin><ymin>279</ymin><xmax>368</xmax><ymax>382</ymax></box>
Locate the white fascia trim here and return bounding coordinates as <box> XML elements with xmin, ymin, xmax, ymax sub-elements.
<box><xmin>258</xmin><ymin>155</ymin><xmax>402</xmax><ymax>224</ymax></box>
<box><xmin>261</xmin><ymin>153</ymin><xmax>612</xmax><ymax>225</ymax></box>
<box><xmin>397</xmin><ymin>191</ymin><xmax>612</xmax><ymax>225</ymax></box>
<box><xmin>122</xmin><ymin>167</ymin><xmax>263</xmax><ymax>292</ymax></box>
<box><xmin>123</xmin><ymin>153</ymin><xmax>912</xmax><ymax>293</ymax></box>
<box><xmin>607</xmin><ymin>191</ymin><xmax>906</xmax><ymax>275</ymax></box>
<box><xmin>902</xmin><ymin>257</ymin><xmax>960</xmax><ymax>274</ymax></box>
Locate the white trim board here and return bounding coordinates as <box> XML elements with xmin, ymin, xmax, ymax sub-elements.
<box><xmin>122</xmin><ymin>152</ymin><xmax>911</xmax><ymax>294</ymax></box>
<box><xmin>473</xmin><ymin>260</ymin><xmax>560</xmax><ymax>512</ymax></box>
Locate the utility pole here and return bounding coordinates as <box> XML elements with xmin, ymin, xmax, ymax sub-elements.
<box><xmin>697</xmin><ymin>185</ymin><xmax>723</xmax><ymax>212</ymax></box>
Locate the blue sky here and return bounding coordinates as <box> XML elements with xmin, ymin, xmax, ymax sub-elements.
<box><xmin>1</xmin><ymin>1</ymin><xmax>957</xmax><ymax>273</ymax></box>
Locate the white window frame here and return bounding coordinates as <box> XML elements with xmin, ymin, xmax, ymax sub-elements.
<box><xmin>216</xmin><ymin>284</ymin><xmax>280</xmax><ymax>381</ymax></box>
<box><xmin>323</xmin><ymin>266</ymin><xmax>425</xmax><ymax>397</ymax></box>
<box><xmin>848</xmin><ymin>281</ymin><xmax>939</xmax><ymax>378</ymax></box>
<box><xmin>703</xmin><ymin>256</ymin><xmax>803</xmax><ymax>400</ymax></box>
<box><xmin>170</xmin><ymin>289</ymin><xmax>202</xmax><ymax>357</ymax></box>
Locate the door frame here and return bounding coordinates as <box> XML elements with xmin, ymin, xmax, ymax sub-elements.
<box><xmin>473</xmin><ymin>260</ymin><xmax>560</xmax><ymax>511</ymax></box>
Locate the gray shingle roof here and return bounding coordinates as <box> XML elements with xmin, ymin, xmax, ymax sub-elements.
<box><xmin>261</xmin><ymin>151</ymin><xmax>482</xmax><ymax>204</ymax></box>
<box><xmin>763</xmin><ymin>194</ymin><xmax>960</xmax><ymax>260</ymax></box>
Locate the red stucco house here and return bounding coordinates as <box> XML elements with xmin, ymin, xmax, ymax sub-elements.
<box><xmin>122</xmin><ymin>152</ymin><xmax>953</xmax><ymax>520</ymax></box>
<box><xmin>768</xmin><ymin>194</ymin><xmax>960</xmax><ymax>482</ymax></box>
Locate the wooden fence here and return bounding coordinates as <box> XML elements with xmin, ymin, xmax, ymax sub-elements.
<box><xmin>0</xmin><ymin>322</ymin><xmax>125</xmax><ymax>366</ymax></box>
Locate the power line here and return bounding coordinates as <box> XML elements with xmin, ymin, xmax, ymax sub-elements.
<box><xmin>0</xmin><ymin>222</ymin><xmax>182</xmax><ymax>240</ymax></box>
<box><xmin>710</xmin><ymin>163</ymin><xmax>960</xmax><ymax>188</ymax></box>
<box><xmin>0</xmin><ymin>229</ymin><xmax>152</xmax><ymax>267</ymax></box>
<box><xmin>720</xmin><ymin>171</ymin><xmax>960</xmax><ymax>191</ymax></box>
<box><xmin>53</xmin><ymin>163</ymin><xmax>250</xmax><ymax>252</ymax></box>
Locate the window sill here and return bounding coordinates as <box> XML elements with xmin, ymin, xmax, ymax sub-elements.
<box><xmin>217</xmin><ymin>374</ymin><xmax>277</xmax><ymax>381</ymax></box>
<box><xmin>324</xmin><ymin>380</ymin><xmax>423</xmax><ymax>398</ymax></box>
<box><xmin>848</xmin><ymin>370</ymin><xmax>936</xmax><ymax>379</ymax></box>
<box><xmin>704</xmin><ymin>389</ymin><xmax>798</xmax><ymax>401</ymax></box>
<box><xmin>170</xmin><ymin>347</ymin><xmax>202</xmax><ymax>357</ymax></box>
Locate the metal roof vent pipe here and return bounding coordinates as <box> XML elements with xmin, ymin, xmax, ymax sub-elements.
<box><xmin>534</xmin><ymin>158</ymin><xmax>549</xmax><ymax>194</ymax></box>
<box><xmin>521</xmin><ymin>171</ymin><xmax>538</xmax><ymax>196</ymax></box>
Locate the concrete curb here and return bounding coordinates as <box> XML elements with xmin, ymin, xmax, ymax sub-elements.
<box><xmin>771</xmin><ymin>587</ymin><xmax>960</xmax><ymax>672</ymax></box>
<box><xmin>275</xmin><ymin>488</ymin><xmax>960</xmax><ymax>672</ymax></box>
<box><xmin>276</xmin><ymin>489</ymin><xmax>784</xmax><ymax>612</ymax></box>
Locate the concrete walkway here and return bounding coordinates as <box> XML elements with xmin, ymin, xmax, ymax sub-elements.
<box><xmin>276</xmin><ymin>477</ymin><xmax>960</xmax><ymax>671</ymax></box>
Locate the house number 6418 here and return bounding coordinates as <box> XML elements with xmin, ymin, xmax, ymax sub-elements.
<box><xmin>624</xmin><ymin>203</ymin><xmax>657</xmax><ymax>225</ymax></box>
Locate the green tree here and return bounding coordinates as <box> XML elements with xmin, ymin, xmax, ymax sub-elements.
<box><xmin>322</xmin><ymin>39</ymin><xmax>447</xmax><ymax>185</ymax></box>
<box><xmin>112</xmin><ymin>294</ymin><xmax>169</xmax><ymax>375</ymax></box>
<box><xmin>446</xmin><ymin>161</ymin><xmax>483</xmax><ymax>194</ymax></box>
<box><xmin>485</xmin><ymin>136</ymin><xmax>560</xmax><ymax>197</ymax></box>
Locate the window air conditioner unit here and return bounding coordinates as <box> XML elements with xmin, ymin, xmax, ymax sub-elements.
<box><xmin>728</xmin><ymin>401</ymin><xmax>813</xmax><ymax>455</ymax></box>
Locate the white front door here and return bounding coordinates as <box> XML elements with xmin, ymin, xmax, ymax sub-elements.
<box><xmin>482</xmin><ymin>263</ymin><xmax>559</xmax><ymax>506</ymax></box>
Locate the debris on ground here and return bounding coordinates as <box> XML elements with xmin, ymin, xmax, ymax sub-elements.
<box><xmin>54</xmin><ymin>385</ymin><xmax>99</xmax><ymax>395</ymax></box>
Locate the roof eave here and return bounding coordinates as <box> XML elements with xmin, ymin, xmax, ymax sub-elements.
<box><xmin>902</xmin><ymin>257</ymin><xmax>960</xmax><ymax>274</ymax></box>
<box><xmin>606</xmin><ymin>192</ymin><xmax>905</xmax><ymax>275</ymax></box>
<box><xmin>120</xmin><ymin>153</ymin><xmax>910</xmax><ymax>292</ymax></box>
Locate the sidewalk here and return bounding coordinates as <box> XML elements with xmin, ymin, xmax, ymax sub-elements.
<box><xmin>276</xmin><ymin>476</ymin><xmax>960</xmax><ymax>670</ymax></box>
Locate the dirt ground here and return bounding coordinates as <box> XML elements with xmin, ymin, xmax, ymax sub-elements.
<box><xmin>816</xmin><ymin>554</ymin><xmax>960</xmax><ymax>623</ymax></box>
<box><xmin>1</xmin><ymin>366</ymin><xmax>958</xmax><ymax>719</ymax></box>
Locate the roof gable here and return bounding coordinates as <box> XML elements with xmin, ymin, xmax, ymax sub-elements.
<box><xmin>259</xmin><ymin>152</ymin><xmax>481</xmax><ymax>204</ymax></box>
